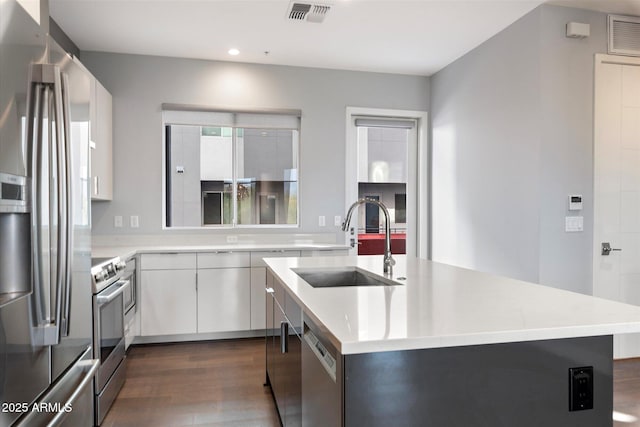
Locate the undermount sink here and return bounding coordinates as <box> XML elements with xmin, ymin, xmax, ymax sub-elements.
<box><xmin>293</xmin><ymin>267</ymin><xmax>399</xmax><ymax>288</ymax></box>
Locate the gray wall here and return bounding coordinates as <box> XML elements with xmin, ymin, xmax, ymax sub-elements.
<box><xmin>82</xmin><ymin>53</ymin><xmax>430</xmax><ymax>236</ymax></box>
<box><xmin>430</xmin><ymin>4</ymin><xmax>607</xmax><ymax>294</ymax></box>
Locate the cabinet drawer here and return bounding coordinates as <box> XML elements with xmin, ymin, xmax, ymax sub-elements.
<box><xmin>197</xmin><ymin>252</ymin><xmax>250</xmax><ymax>269</ymax></box>
<box><xmin>301</xmin><ymin>249</ymin><xmax>349</xmax><ymax>257</ymax></box>
<box><xmin>140</xmin><ymin>253</ymin><xmax>196</xmax><ymax>270</ymax></box>
<box><xmin>251</xmin><ymin>250</ymin><xmax>301</xmax><ymax>268</ymax></box>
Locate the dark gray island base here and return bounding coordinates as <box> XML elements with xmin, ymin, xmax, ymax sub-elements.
<box><xmin>299</xmin><ymin>318</ymin><xmax>612</xmax><ymax>427</ymax></box>
<box><xmin>264</xmin><ymin>268</ymin><xmax>616</xmax><ymax>427</ymax></box>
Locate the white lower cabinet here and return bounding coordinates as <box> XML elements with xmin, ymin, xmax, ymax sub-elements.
<box><xmin>140</xmin><ymin>269</ymin><xmax>197</xmax><ymax>336</ymax></box>
<box><xmin>137</xmin><ymin>248</ymin><xmax>346</xmax><ymax>340</ymax></box>
<box><xmin>250</xmin><ymin>267</ymin><xmax>267</xmax><ymax>329</ymax></box>
<box><xmin>250</xmin><ymin>251</ymin><xmax>301</xmax><ymax>331</ymax></box>
<box><xmin>197</xmin><ymin>268</ymin><xmax>251</xmax><ymax>333</ymax></box>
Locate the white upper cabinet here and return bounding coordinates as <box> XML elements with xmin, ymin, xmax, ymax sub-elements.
<box><xmin>90</xmin><ymin>78</ymin><xmax>113</xmax><ymax>201</ymax></box>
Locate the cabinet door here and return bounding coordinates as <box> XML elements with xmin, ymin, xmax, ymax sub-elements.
<box><xmin>266</xmin><ymin>283</ymin><xmax>275</xmax><ymax>385</ymax></box>
<box><xmin>250</xmin><ymin>267</ymin><xmax>267</xmax><ymax>329</ymax></box>
<box><xmin>273</xmin><ymin>303</ymin><xmax>287</xmax><ymax>420</ymax></box>
<box><xmin>140</xmin><ymin>270</ymin><xmax>197</xmax><ymax>336</ymax></box>
<box><xmin>197</xmin><ymin>268</ymin><xmax>251</xmax><ymax>333</ymax></box>
<box><xmin>90</xmin><ymin>79</ymin><xmax>113</xmax><ymax>200</ymax></box>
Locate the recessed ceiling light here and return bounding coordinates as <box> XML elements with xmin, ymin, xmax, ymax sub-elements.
<box><xmin>228</xmin><ymin>48</ymin><xmax>240</xmax><ymax>56</ymax></box>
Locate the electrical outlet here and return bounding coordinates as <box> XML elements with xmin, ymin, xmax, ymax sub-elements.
<box><xmin>569</xmin><ymin>366</ymin><xmax>593</xmax><ymax>411</ymax></box>
<box><xmin>319</xmin><ymin>216</ymin><xmax>326</xmax><ymax>227</ymax></box>
<box><xmin>114</xmin><ymin>216</ymin><xmax>123</xmax><ymax>228</ymax></box>
<box><xmin>334</xmin><ymin>215</ymin><xmax>342</xmax><ymax>227</ymax></box>
<box><xmin>227</xmin><ymin>235</ymin><xmax>238</xmax><ymax>243</ymax></box>
<box><xmin>130</xmin><ymin>215</ymin><xmax>139</xmax><ymax>228</ymax></box>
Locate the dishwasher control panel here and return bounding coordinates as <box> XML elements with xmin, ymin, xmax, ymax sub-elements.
<box><xmin>304</xmin><ymin>327</ymin><xmax>337</xmax><ymax>381</ymax></box>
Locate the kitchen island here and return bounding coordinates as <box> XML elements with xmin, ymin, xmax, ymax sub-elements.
<box><xmin>264</xmin><ymin>255</ymin><xmax>640</xmax><ymax>427</ymax></box>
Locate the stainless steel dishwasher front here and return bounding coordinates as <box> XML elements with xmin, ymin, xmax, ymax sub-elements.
<box><xmin>301</xmin><ymin>315</ymin><xmax>343</xmax><ymax>426</ymax></box>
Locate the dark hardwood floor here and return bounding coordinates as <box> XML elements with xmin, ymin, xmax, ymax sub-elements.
<box><xmin>615</xmin><ymin>358</ymin><xmax>640</xmax><ymax>427</ymax></box>
<box><xmin>102</xmin><ymin>339</ymin><xmax>279</xmax><ymax>427</ymax></box>
<box><xmin>103</xmin><ymin>338</ymin><xmax>640</xmax><ymax>427</ymax></box>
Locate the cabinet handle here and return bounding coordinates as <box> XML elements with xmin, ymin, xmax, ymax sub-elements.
<box><xmin>281</xmin><ymin>321</ymin><xmax>288</xmax><ymax>353</ymax></box>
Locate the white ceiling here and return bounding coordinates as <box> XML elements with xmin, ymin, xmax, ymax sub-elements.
<box><xmin>49</xmin><ymin>0</ymin><xmax>638</xmax><ymax>76</ymax></box>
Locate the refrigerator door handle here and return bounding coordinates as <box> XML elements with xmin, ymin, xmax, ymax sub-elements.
<box><xmin>53</xmin><ymin>65</ymin><xmax>67</xmax><ymax>345</ymax></box>
<box><xmin>29</xmin><ymin>80</ymin><xmax>45</xmax><ymax>326</ymax></box>
<box><xmin>29</xmin><ymin>64</ymin><xmax>64</xmax><ymax>346</ymax></box>
<box><xmin>60</xmin><ymin>72</ymin><xmax>73</xmax><ymax>337</ymax></box>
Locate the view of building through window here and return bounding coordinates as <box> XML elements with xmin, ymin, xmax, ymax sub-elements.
<box><xmin>164</xmin><ymin>117</ymin><xmax>299</xmax><ymax>228</ymax></box>
<box><xmin>357</xmin><ymin>125</ymin><xmax>408</xmax><ymax>255</ymax></box>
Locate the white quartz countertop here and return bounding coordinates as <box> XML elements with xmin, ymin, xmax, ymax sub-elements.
<box><xmin>265</xmin><ymin>255</ymin><xmax>640</xmax><ymax>355</ymax></box>
<box><xmin>91</xmin><ymin>243</ymin><xmax>350</xmax><ymax>261</ymax></box>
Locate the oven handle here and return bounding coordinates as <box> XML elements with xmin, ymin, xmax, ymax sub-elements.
<box><xmin>97</xmin><ymin>280</ymin><xmax>130</xmax><ymax>306</ymax></box>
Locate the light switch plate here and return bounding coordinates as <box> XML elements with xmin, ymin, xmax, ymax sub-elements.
<box><xmin>565</xmin><ymin>216</ymin><xmax>584</xmax><ymax>232</ymax></box>
<box><xmin>318</xmin><ymin>216</ymin><xmax>326</xmax><ymax>227</ymax></box>
<box><xmin>114</xmin><ymin>215</ymin><xmax>123</xmax><ymax>228</ymax></box>
<box><xmin>334</xmin><ymin>216</ymin><xmax>342</xmax><ymax>227</ymax></box>
<box><xmin>130</xmin><ymin>215</ymin><xmax>139</xmax><ymax>228</ymax></box>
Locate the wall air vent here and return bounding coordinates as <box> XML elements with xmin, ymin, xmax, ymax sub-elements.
<box><xmin>609</xmin><ymin>14</ymin><xmax>640</xmax><ymax>57</ymax></box>
<box><xmin>287</xmin><ymin>2</ymin><xmax>332</xmax><ymax>23</ymax></box>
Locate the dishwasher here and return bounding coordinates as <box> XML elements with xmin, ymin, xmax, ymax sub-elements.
<box><xmin>301</xmin><ymin>315</ymin><xmax>343</xmax><ymax>426</ymax></box>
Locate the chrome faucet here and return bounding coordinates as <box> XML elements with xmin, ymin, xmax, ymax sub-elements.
<box><xmin>342</xmin><ymin>198</ymin><xmax>396</xmax><ymax>276</ymax></box>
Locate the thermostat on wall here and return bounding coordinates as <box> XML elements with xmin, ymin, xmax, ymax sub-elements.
<box><xmin>569</xmin><ymin>195</ymin><xmax>583</xmax><ymax>211</ymax></box>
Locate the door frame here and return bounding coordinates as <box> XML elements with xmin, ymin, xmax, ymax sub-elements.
<box><xmin>593</xmin><ymin>53</ymin><xmax>640</xmax><ymax>358</ymax></box>
<box><xmin>345</xmin><ymin>107</ymin><xmax>429</xmax><ymax>259</ymax></box>
<box><xmin>593</xmin><ymin>53</ymin><xmax>640</xmax><ymax>298</ymax></box>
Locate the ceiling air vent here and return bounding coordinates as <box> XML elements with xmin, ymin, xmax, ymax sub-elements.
<box><xmin>287</xmin><ymin>2</ymin><xmax>331</xmax><ymax>23</ymax></box>
<box><xmin>289</xmin><ymin>3</ymin><xmax>311</xmax><ymax>21</ymax></box>
<box><xmin>609</xmin><ymin>14</ymin><xmax>640</xmax><ymax>57</ymax></box>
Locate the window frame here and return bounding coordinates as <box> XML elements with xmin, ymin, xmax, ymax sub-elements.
<box><xmin>161</xmin><ymin>106</ymin><xmax>301</xmax><ymax>230</ymax></box>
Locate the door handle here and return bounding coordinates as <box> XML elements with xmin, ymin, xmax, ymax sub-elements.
<box><xmin>280</xmin><ymin>321</ymin><xmax>288</xmax><ymax>353</ymax></box>
<box><xmin>97</xmin><ymin>280</ymin><xmax>130</xmax><ymax>305</ymax></box>
<box><xmin>602</xmin><ymin>242</ymin><xmax>622</xmax><ymax>256</ymax></box>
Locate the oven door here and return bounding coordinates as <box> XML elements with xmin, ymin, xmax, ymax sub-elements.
<box><xmin>94</xmin><ymin>280</ymin><xmax>129</xmax><ymax>392</ymax></box>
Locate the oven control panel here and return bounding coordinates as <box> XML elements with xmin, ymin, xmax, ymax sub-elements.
<box><xmin>91</xmin><ymin>256</ymin><xmax>125</xmax><ymax>293</ymax></box>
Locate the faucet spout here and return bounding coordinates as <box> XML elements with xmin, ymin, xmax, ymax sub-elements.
<box><xmin>342</xmin><ymin>198</ymin><xmax>396</xmax><ymax>276</ymax></box>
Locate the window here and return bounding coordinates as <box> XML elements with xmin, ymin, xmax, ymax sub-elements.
<box><xmin>356</xmin><ymin>118</ymin><xmax>412</xmax><ymax>234</ymax></box>
<box><xmin>163</xmin><ymin>108</ymin><xmax>300</xmax><ymax>228</ymax></box>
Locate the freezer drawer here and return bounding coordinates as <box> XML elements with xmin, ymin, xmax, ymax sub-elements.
<box><xmin>15</xmin><ymin>347</ymin><xmax>98</xmax><ymax>427</ymax></box>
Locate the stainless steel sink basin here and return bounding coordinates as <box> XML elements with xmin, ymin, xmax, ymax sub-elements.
<box><xmin>293</xmin><ymin>267</ymin><xmax>399</xmax><ymax>288</ymax></box>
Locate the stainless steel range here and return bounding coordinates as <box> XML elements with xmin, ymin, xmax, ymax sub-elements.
<box><xmin>91</xmin><ymin>256</ymin><xmax>129</xmax><ymax>425</ymax></box>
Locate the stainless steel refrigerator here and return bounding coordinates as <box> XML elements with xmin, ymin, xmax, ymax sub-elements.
<box><xmin>0</xmin><ymin>1</ymin><xmax>98</xmax><ymax>426</ymax></box>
